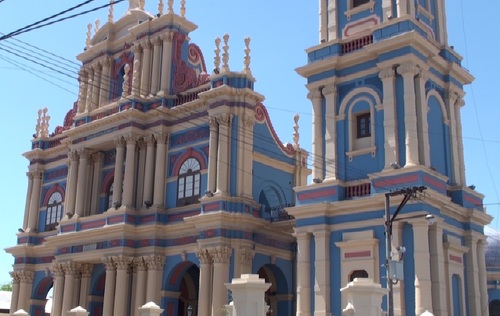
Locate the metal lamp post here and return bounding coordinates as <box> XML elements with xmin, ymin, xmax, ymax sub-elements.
<box><xmin>384</xmin><ymin>186</ymin><xmax>433</xmax><ymax>316</ymax></box>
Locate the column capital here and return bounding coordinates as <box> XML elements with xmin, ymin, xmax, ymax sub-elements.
<box><xmin>144</xmin><ymin>134</ymin><xmax>156</xmax><ymax>147</ymax></box>
<box><xmin>102</xmin><ymin>257</ymin><xmax>116</xmax><ymax>271</ymax></box>
<box><xmin>91</xmin><ymin>152</ymin><xmax>104</xmax><ymax>164</ymax></box>
<box><xmin>208</xmin><ymin>116</ymin><xmax>219</xmax><ymax>129</ymax></box>
<box><xmin>145</xmin><ymin>255</ymin><xmax>166</xmax><ymax>271</ymax></box>
<box><xmin>132</xmin><ymin>43</ymin><xmax>143</xmax><ymax>54</ymax></box>
<box><xmin>50</xmin><ymin>263</ymin><xmax>65</xmax><ymax>277</ymax></box>
<box><xmin>397</xmin><ymin>62</ymin><xmax>419</xmax><ymax>76</ymax></box>
<box><xmin>322</xmin><ymin>84</ymin><xmax>336</xmax><ymax>96</ymax></box>
<box><xmin>9</xmin><ymin>271</ymin><xmax>21</xmax><ymax>284</ymax></box>
<box><xmin>137</xmin><ymin>138</ymin><xmax>147</xmax><ymax>150</ymax></box>
<box><xmin>161</xmin><ymin>31</ymin><xmax>174</xmax><ymax>42</ymax></box>
<box><xmin>209</xmin><ymin>246</ymin><xmax>232</xmax><ymax>264</ymax></box>
<box><xmin>154</xmin><ymin>132</ymin><xmax>169</xmax><ymax>144</ymax></box>
<box><xmin>241</xmin><ymin>113</ymin><xmax>255</xmax><ymax>128</ymax></box>
<box><xmin>378</xmin><ymin>67</ymin><xmax>395</xmax><ymax>79</ymax></box>
<box><xmin>238</xmin><ymin>248</ymin><xmax>255</xmax><ymax>265</ymax></box>
<box><xmin>17</xmin><ymin>270</ymin><xmax>35</xmax><ymax>283</ymax></box>
<box><xmin>113</xmin><ymin>255</ymin><xmax>132</xmax><ymax>270</ymax></box>
<box><xmin>197</xmin><ymin>248</ymin><xmax>213</xmax><ymax>264</ymax></box>
<box><xmin>62</xmin><ymin>261</ymin><xmax>82</xmax><ymax>276</ymax></box>
<box><xmin>80</xmin><ymin>263</ymin><xmax>92</xmax><ymax>278</ymax></box>
<box><xmin>28</xmin><ymin>169</ymin><xmax>44</xmax><ymax>180</ymax></box>
<box><xmin>114</xmin><ymin>137</ymin><xmax>126</xmax><ymax>147</ymax></box>
<box><xmin>307</xmin><ymin>89</ymin><xmax>322</xmax><ymax>100</ymax></box>
<box><xmin>216</xmin><ymin>113</ymin><xmax>232</xmax><ymax>126</ymax></box>
<box><xmin>152</xmin><ymin>36</ymin><xmax>163</xmax><ymax>47</ymax></box>
<box><xmin>124</xmin><ymin>134</ymin><xmax>139</xmax><ymax>145</ymax></box>
<box><xmin>78</xmin><ymin>148</ymin><xmax>91</xmax><ymax>160</ymax></box>
<box><xmin>141</xmin><ymin>39</ymin><xmax>153</xmax><ymax>50</ymax></box>
<box><xmin>132</xmin><ymin>257</ymin><xmax>148</xmax><ymax>271</ymax></box>
<box><xmin>68</xmin><ymin>150</ymin><xmax>80</xmax><ymax>161</ymax></box>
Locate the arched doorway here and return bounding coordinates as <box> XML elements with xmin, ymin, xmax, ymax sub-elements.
<box><xmin>257</xmin><ymin>264</ymin><xmax>291</xmax><ymax>316</ymax></box>
<box><xmin>165</xmin><ymin>262</ymin><xmax>200</xmax><ymax>316</ymax></box>
<box><xmin>490</xmin><ymin>299</ymin><xmax>500</xmax><ymax>316</ymax></box>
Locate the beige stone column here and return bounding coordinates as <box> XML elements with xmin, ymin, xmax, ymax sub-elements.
<box><xmin>308</xmin><ymin>89</ymin><xmax>323</xmax><ymax>181</ymax></box>
<box><xmin>17</xmin><ymin>270</ymin><xmax>34</xmax><ymax>312</ymax></box>
<box><xmin>210</xmin><ymin>247</ymin><xmax>231</xmax><ymax>316</ymax></box>
<box><xmin>65</xmin><ymin>151</ymin><xmax>79</xmax><ymax>216</ymax></box>
<box><xmin>140</xmin><ymin>40</ymin><xmax>152</xmax><ymax>96</ymax></box>
<box><xmin>239</xmin><ymin>114</ymin><xmax>254</xmax><ymax>197</ymax></box>
<box><xmin>132</xmin><ymin>44</ymin><xmax>143</xmax><ymax>96</ymax></box>
<box><xmin>91</xmin><ymin>63</ymin><xmax>101</xmax><ymax>110</ymax></box>
<box><xmin>327</xmin><ymin>0</ymin><xmax>337</xmax><ymax>40</ymax></box>
<box><xmin>478</xmin><ymin>239</ymin><xmax>489</xmax><ymax>315</ymax></box>
<box><xmin>429</xmin><ymin>221</ymin><xmax>448</xmax><ymax>315</ymax></box>
<box><xmin>102</xmin><ymin>257</ymin><xmax>117</xmax><ymax>316</ymax></box>
<box><xmin>379</xmin><ymin>67</ymin><xmax>398</xmax><ymax>169</ymax></box>
<box><xmin>465</xmin><ymin>234</ymin><xmax>481</xmax><ymax>315</ymax></box>
<box><xmin>23</xmin><ymin>172</ymin><xmax>34</xmax><ymax>229</ymax></box>
<box><xmin>319</xmin><ymin>0</ymin><xmax>327</xmax><ymax>42</ymax></box>
<box><xmin>136</xmin><ymin>139</ymin><xmax>147</xmax><ymax>209</ymax></box>
<box><xmin>416</xmin><ymin>69</ymin><xmax>430</xmax><ymax>167</ymax></box>
<box><xmin>455</xmin><ymin>98</ymin><xmax>466</xmax><ymax>185</ymax></box>
<box><xmin>90</xmin><ymin>153</ymin><xmax>104</xmax><ymax>215</ymax></box>
<box><xmin>322</xmin><ymin>84</ymin><xmax>337</xmax><ymax>180</ymax></box>
<box><xmin>207</xmin><ymin>117</ymin><xmax>219</xmax><ymax>194</ymax></box>
<box><xmin>9</xmin><ymin>272</ymin><xmax>20</xmax><ymax>313</ymax></box>
<box><xmin>197</xmin><ymin>249</ymin><xmax>213</xmax><ymax>316</ymax></box>
<box><xmin>436</xmin><ymin>0</ymin><xmax>448</xmax><ymax>45</ymax></box>
<box><xmin>112</xmin><ymin>138</ymin><xmax>125</xmax><ymax>208</ymax></box>
<box><xmin>114</xmin><ymin>256</ymin><xmax>132</xmax><ymax>316</ymax></box>
<box><xmin>143</xmin><ymin>135</ymin><xmax>156</xmax><ymax>206</ymax></box>
<box><xmin>160</xmin><ymin>32</ymin><xmax>174</xmax><ymax>94</ymax></box>
<box><xmin>447</xmin><ymin>91</ymin><xmax>460</xmax><ymax>184</ymax></box>
<box><xmin>61</xmin><ymin>262</ymin><xmax>81</xmax><ymax>315</ymax></box>
<box><xmin>27</xmin><ymin>170</ymin><xmax>43</xmax><ymax>231</ymax></box>
<box><xmin>145</xmin><ymin>256</ymin><xmax>165</xmax><ymax>305</ymax></box>
<box><xmin>99</xmin><ymin>57</ymin><xmax>112</xmax><ymax>106</ymax></box>
<box><xmin>132</xmin><ymin>257</ymin><xmax>148</xmax><ymax>316</ymax></box>
<box><xmin>313</xmin><ymin>229</ymin><xmax>330</xmax><ymax>316</ymax></box>
<box><xmin>397</xmin><ymin>62</ymin><xmax>420</xmax><ymax>167</ymax></box>
<box><xmin>85</xmin><ymin>67</ymin><xmax>94</xmax><ymax>112</ymax></box>
<box><xmin>382</xmin><ymin>0</ymin><xmax>392</xmax><ymax>21</ymax></box>
<box><xmin>79</xmin><ymin>264</ymin><xmax>92</xmax><ymax>310</ymax></box>
<box><xmin>150</xmin><ymin>37</ymin><xmax>162</xmax><ymax>95</ymax></box>
<box><xmin>295</xmin><ymin>232</ymin><xmax>311</xmax><ymax>316</ymax></box>
<box><xmin>153</xmin><ymin>133</ymin><xmax>168</xmax><ymax>207</ymax></box>
<box><xmin>51</xmin><ymin>264</ymin><xmax>65</xmax><ymax>316</ymax></box>
<box><xmin>75</xmin><ymin>149</ymin><xmax>90</xmax><ymax>218</ymax></box>
<box><xmin>216</xmin><ymin>114</ymin><xmax>231</xmax><ymax>195</ymax></box>
<box><xmin>123</xmin><ymin>135</ymin><xmax>138</xmax><ymax>208</ymax></box>
<box><xmin>411</xmin><ymin>221</ymin><xmax>433</xmax><ymax>314</ymax></box>
<box><xmin>77</xmin><ymin>69</ymin><xmax>88</xmax><ymax>113</ymax></box>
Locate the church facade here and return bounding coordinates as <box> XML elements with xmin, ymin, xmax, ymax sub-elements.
<box><xmin>6</xmin><ymin>0</ymin><xmax>497</xmax><ymax>315</ymax></box>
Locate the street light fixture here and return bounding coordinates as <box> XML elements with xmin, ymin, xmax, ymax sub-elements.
<box><xmin>384</xmin><ymin>186</ymin><xmax>432</xmax><ymax>316</ymax></box>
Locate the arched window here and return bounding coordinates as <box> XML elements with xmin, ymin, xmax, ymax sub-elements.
<box><xmin>46</xmin><ymin>192</ymin><xmax>63</xmax><ymax>231</ymax></box>
<box><xmin>349</xmin><ymin>269</ymin><xmax>368</xmax><ymax>282</ymax></box>
<box><xmin>177</xmin><ymin>158</ymin><xmax>201</xmax><ymax>206</ymax></box>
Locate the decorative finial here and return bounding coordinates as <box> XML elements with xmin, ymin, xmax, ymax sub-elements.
<box><xmin>132</xmin><ymin>59</ymin><xmax>141</xmax><ymax>96</ymax></box>
<box><xmin>243</xmin><ymin>37</ymin><xmax>251</xmax><ymax>75</ymax></box>
<box><xmin>41</xmin><ymin>108</ymin><xmax>50</xmax><ymax>138</ymax></box>
<box><xmin>122</xmin><ymin>64</ymin><xmax>131</xmax><ymax>97</ymax></box>
<box><xmin>167</xmin><ymin>0</ymin><xmax>173</xmax><ymax>14</ymax></box>
<box><xmin>86</xmin><ymin>23</ymin><xmax>92</xmax><ymax>49</ymax></box>
<box><xmin>213</xmin><ymin>37</ymin><xmax>221</xmax><ymax>75</ymax></box>
<box><xmin>128</xmin><ymin>0</ymin><xmax>140</xmax><ymax>10</ymax></box>
<box><xmin>108</xmin><ymin>0</ymin><xmax>114</xmax><ymax>23</ymax></box>
<box><xmin>95</xmin><ymin>19</ymin><xmax>100</xmax><ymax>34</ymax></box>
<box><xmin>158</xmin><ymin>0</ymin><xmax>164</xmax><ymax>15</ymax></box>
<box><xmin>35</xmin><ymin>109</ymin><xmax>42</xmax><ymax>138</ymax></box>
<box><xmin>221</xmin><ymin>33</ymin><xmax>230</xmax><ymax>73</ymax></box>
<box><xmin>180</xmin><ymin>0</ymin><xmax>186</xmax><ymax>17</ymax></box>
<box><xmin>293</xmin><ymin>114</ymin><xmax>300</xmax><ymax>149</ymax></box>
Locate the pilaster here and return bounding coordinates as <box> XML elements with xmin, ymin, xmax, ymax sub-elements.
<box><xmin>145</xmin><ymin>255</ymin><xmax>165</xmax><ymax>305</ymax></box>
<box><xmin>132</xmin><ymin>257</ymin><xmax>148</xmax><ymax>316</ymax></box>
<box><xmin>210</xmin><ymin>246</ymin><xmax>231</xmax><ymax>315</ymax></box>
<box><xmin>75</xmin><ymin>149</ymin><xmax>90</xmax><ymax>217</ymax></box>
<box><xmin>477</xmin><ymin>239</ymin><xmax>489</xmax><ymax>315</ymax></box>
<box><xmin>17</xmin><ymin>270</ymin><xmax>34</xmax><ymax>312</ymax></box>
<box><xmin>429</xmin><ymin>221</ymin><xmax>448</xmax><ymax>315</ymax></box>
<box><xmin>65</xmin><ymin>150</ymin><xmax>79</xmax><ymax>216</ymax></box>
<box><xmin>51</xmin><ymin>263</ymin><xmax>65</xmax><ymax>316</ymax></box>
<box><xmin>140</xmin><ymin>40</ymin><xmax>153</xmax><ymax>96</ymax></box>
<box><xmin>143</xmin><ymin>135</ymin><xmax>156</xmax><ymax>207</ymax></box>
<box><xmin>79</xmin><ymin>264</ymin><xmax>92</xmax><ymax>310</ymax></box>
<box><xmin>90</xmin><ymin>153</ymin><xmax>104</xmax><ymax>215</ymax></box>
<box><xmin>197</xmin><ymin>249</ymin><xmax>213</xmax><ymax>316</ymax></box>
<box><xmin>91</xmin><ymin>63</ymin><xmax>101</xmax><ymax>110</ymax></box>
<box><xmin>85</xmin><ymin>67</ymin><xmax>94</xmax><ymax>112</ymax></box>
<box><xmin>465</xmin><ymin>234</ymin><xmax>481</xmax><ymax>315</ymax></box>
<box><xmin>313</xmin><ymin>229</ymin><xmax>330</xmax><ymax>316</ymax></box>
<box><xmin>308</xmin><ymin>89</ymin><xmax>323</xmax><ymax>181</ymax></box>
<box><xmin>150</xmin><ymin>37</ymin><xmax>162</xmax><ymax>95</ymax></box>
<box><xmin>207</xmin><ymin>117</ymin><xmax>219</xmax><ymax>194</ymax></box>
<box><xmin>27</xmin><ymin>170</ymin><xmax>43</xmax><ymax>231</ymax></box>
<box><xmin>215</xmin><ymin>114</ymin><xmax>231</xmax><ymax>195</ymax></box>
<box><xmin>153</xmin><ymin>133</ymin><xmax>168</xmax><ymax>207</ymax></box>
<box><xmin>77</xmin><ymin>69</ymin><xmax>88</xmax><ymax>113</ymax></box>
<box><xmin>327</xmin><ymin>0</ymin><xmax>337</xmax><ymax>40</ymax></box>
<box><xmin>9</xmin><ymin>271</ymin><xmax>20</xmax><ymax>313</ymax></box>
<box><xmin>123</xmin><ymin>135</ymin><xmax>138</xmax><ymax>207</ymax></box>
<box><xmin>295</xmin><ymin>231</ymin><xmax>311</xmax><ymax>316</ymax></box>
<box><xmin>447</xmin><ymin>90</ymin><xmax>460</xmax><ymax>185</ymax></box>
<box><xmin>239</xmin><ymin>114</ymin><xmax>255</xmax><ymax>197</ymax></box>
<box><xmin>132</xmin><ymin>44</ymin><xmax>142</xmax><ymax>96</ymax></box>
<box><xmin>112</xmin><ymin>137</ymin><xmax>125</xmax><ymax>209</ymax></box>
<box><xmin>410</xmin><ymin>221</ymin><xmax>433</xmax><ymax>314</ymax></box>
<box><xmin>23</xmin><ymin>171</ymin><xmax>34</xmax><ymax>229</ymax></box>
<box><xmin>160</xmin><ymin>31</ymin><xmax>174</xmax><ymax>94</ymax></box>
<box><xmin>114</xmin><ymin>256</ymin><xmax>132</xmax><ymax>316</ymax></box>
<box><xmin>322</xmin><ymin>84</ymin><xmax>337</xmax><ymax>180</ymax></box>
<box><xmin>102</xmin><ymin>257</ymin><xmax>117</xmax><ymax>316</ymax></box>
<box><xmin>416</xmin><ymin>69</ymin><xmax>431</xmax><ymax>167</ymax></box>
<box><xmin>100</xmin><ymin>57</ymin><xmax>112</xmax><ymax>106</ymax></box>
<box><xmin>379</xmin><ymin>67</ymin><xmax>398</xmax><ymax>169</ymax></box>
<box><xmin>61</xmin><ymin>261</ymin><xmax>81</xmax><ymax>316</ymax></box>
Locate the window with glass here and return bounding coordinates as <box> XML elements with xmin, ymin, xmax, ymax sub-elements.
<box><xmin>352</xmin><ymin>0</ymin><xmax>370</xmax><ymax>8</ymax></box>
<box><xmin>356</xmin><ymin>112</ymin><xmax>371</xmax><ymax>138</ymax></box>
<box><xmin>46</xmin><ymin>192</ymin><xmax>63</xmax><ymax>231</ymax></box>
<box><xmin>177</xmin><ymin>158</ymin><xmax>201</xmax><ymax>206</ymax></box>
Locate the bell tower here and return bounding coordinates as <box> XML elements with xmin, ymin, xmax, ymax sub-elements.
<box><xmin>299</xmin><ymin>0</ymin><xmax>471</xmax><ymax>186</ymax></box>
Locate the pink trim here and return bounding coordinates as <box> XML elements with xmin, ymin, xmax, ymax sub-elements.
<box><xmin>464</xmin><ymin>194</ymin><xmax>482</xmax><ymax>206</ymax></box>
<box><xmin>449</xmin><ymin>254</ymin><xmax>462</xmax><ymax>264</ymax></box>
<box><xmin>172</xmin><ymin>148</ymin><xmax>207</xmax><ymax>176</ymax></box>
<box><xmin>297</xmin><ymin>188</ymin><xmax>336</xmax><ymax>202</ymax></box>
<box><xmin>343</xmin><ymin>16</ymin><xmax>379</xmax><ymax>38</ymax></box>
<box><xmin>345</xmin><ymin>250</ymin><xmax>371</xmax><ymax>259</ymax></box>
<box><xmin>43</xmin><ymin>184</ymin><xmax>65</xmax><ymax>206</ymax></box>
<box><xmin>423</xmin><ymin>175</ymin><xmax>446</xmax><ymax>191</ymax></box>
<box><xmin>254</xmin><ymin>103</ymin><xmax>295</xmax><ymax>156</ymax></box>
<box><xmin>373</xmin><ymin>174</ymin><xmax>419</xmax><ymax>188</ymax></box>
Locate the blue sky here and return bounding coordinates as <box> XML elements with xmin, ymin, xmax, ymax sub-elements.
<box><xmin>0</xmin><ymin>1</ymin><xmax>499</xmax><ymax>285</ymax></box>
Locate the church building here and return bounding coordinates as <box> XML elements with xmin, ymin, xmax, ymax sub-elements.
<box><xmin>6</xmin><ymin>0</ymin><xmax>497</xmax><ymax>315</ymax></box>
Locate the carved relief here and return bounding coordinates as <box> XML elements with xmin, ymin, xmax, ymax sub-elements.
<box><xmin>307</xmin><ymin>89</ymin><xmax>322</xmax><ymax>100</ymax></box>
<box><xmin>378</xmin><ymin>67</ymin><xmax>395</xmax><ymax>79</ymax></box>
<box><xmin>322</xmin><ymin>84</ymin><xmax>336</xmax><ymax>96</ymax></box>
<box><xmin>145</xmin><ymin>255</ymin><xmax>165</xmax><ymax>271</ymax></box>
<box><xmin>209</xmin><ymin>246</ymin><xmax>231</xmax><ymax>264</ymax></box>
<box><xmin>197</xmin><ymin>249</ymin><xmax>212</xmax><ymax>264</ymax></box>
<box><xmin>397</xmin><ymin>62</ymin><xmax>419</xmax><ymax>76</ymax></box>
